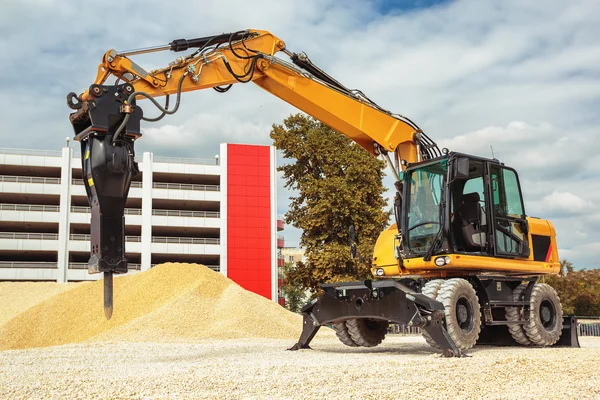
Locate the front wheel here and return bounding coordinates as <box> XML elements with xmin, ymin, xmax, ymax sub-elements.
<box><xmin>523</xmin><ymin>283</ymin><xmax>563</xmax><ymax>346</ymax></box>
<box><xmin>437</xmin><ymin>278</ymin><xmax>481</xmax><ymax>351</ymax></box>
<box><xmin>346</xmin><ymin>319</ymin><xmax>389</xmax><ymax>347</ymax></box>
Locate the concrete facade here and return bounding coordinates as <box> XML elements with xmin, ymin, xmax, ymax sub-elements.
<box><xmin>0</xmin><ymin>145</ymin><xmax>283</xmax><ymax>302</ymax></box>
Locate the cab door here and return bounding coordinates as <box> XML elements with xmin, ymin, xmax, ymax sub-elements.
<box><xmin>488</xmin><ymin>164</ymin><xmax>530</xmax><ymax>258</ymax></box>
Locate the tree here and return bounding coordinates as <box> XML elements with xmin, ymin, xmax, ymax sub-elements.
<box><xmin>545</xmin><ymin>260</ymin><xmax>600</xmax><ymax>316</ymax></box>
<box><xmin>271</xmin><ymin>114</ymin><xmax>390</xmax><ymax>294</ymax></box>
<box><xmin>280</xmin><ymin>262</ymin><xmax>307</xmax><ymax>313</ymax></box>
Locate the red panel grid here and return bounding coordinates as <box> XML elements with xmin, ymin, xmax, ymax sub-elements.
<box><xmin>227</xmin><ymin>144</ymin><xmax>272</xmax><ymax>299</ymax></box>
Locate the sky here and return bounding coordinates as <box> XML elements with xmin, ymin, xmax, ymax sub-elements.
<box><xmin>0</xmin><ymin>0</ymin><xmax>598</xmax><ymax>269</ymax></box>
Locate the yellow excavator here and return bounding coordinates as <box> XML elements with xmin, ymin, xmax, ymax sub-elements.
<box><xmin>66</xmin><ymin>29</ymin><xmax>579</xmax><ymax>356</ymax></box>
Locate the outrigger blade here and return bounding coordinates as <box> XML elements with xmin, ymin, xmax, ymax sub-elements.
<box><xmin>288</xmin><ymin>280</ymin><xmax>462</xmax><ymax>357</ymax></box>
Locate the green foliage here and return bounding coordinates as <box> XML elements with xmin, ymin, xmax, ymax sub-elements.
<box><xmin>544</xmin><ymin>260</ymin><xmax>600</xmax><ymax>316</ymax></box>
<box><xmin>280</xmin><ymin>262</ymin><xmax>307</xmax><ymax>313</ymax></box>
<box><xmin>271</xmin><ymin>114</ymin><xmax>390</xmax><ymax>294</ymax></box>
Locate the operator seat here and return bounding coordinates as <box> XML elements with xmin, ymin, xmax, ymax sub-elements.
<box><xmin>457</xmin><ymin>192</ymin><xmax>487</xmax><ymax>251</ymax></box>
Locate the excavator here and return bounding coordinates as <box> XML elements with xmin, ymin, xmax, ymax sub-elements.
<box><xmin>66</xmin><ymin>29</ymin><xmax>579</xmax><ymax>357</ymax></box>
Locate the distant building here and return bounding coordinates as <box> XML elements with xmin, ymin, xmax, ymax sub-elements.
<box><xmin>281</xmin><ymin>247</ymin><xmax>305</xmax><ymax>265</ymax></box>
<box><xmin>0</xmin><ymin>144</ymin><xmax>285</xmax><ymax>303</ymax></box>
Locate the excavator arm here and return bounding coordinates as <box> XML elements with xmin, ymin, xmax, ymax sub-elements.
<box><xmin>66</xmin><ymin>30</ymin><xmax>453</xmax><ymax>354</ymax></box>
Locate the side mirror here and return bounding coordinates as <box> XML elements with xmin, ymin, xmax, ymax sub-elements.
<box><xmin>453</xmin><ymin>157</ymin><xmax>470</xmax><ymax>180</ymax></box>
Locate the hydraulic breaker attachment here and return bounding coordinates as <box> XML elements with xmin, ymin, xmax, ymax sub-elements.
<box><xmin>67</xmin><ymin>84</ymin><xmax>142</xmax><ymax>319</ymax></box>
<box><xmin>288</xmin><ymin>280</ymin><xmax>462</xmax><ymax>357</ymax></box>
<box><xmin>476</xmin><ymin>316</ymin><xmax>581</xmax><ymax>347</ymax></box>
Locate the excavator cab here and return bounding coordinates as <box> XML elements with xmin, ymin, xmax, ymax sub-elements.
<box><xmin>399</xmin><ymin>153</ymin><xmax>531</xmax><ymax>262</ymax></box>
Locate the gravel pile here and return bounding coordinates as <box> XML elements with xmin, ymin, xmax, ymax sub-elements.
<box><xmin>1</xmin><ymin>336</ymin><xmax>598</xmax><ymax>399</ymax></box>
<box><xmin>0</xmin><ymin>281</ymin><xmax>78</xmax><ymax>327</ymax></box>
<box><xmin>0</xmin><ymin>263</ymin><xmax>307</xmax><ymax>350</ymax></box>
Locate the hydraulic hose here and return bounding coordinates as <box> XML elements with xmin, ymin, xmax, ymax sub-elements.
<box><xmin>112</xmin><ymin>72</ymin><xmax>187</xmax><ymax>145</ymax></box>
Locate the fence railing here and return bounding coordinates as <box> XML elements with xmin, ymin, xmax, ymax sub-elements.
<box><xmin>0</xmin><ymin>175</ymin><xmax>220</xmax><ymax>192</ymax></box>
<box><xmin>0</xmin><ymin>261</ymin><xmax>57</xmax><ymax>269</ymax></box>
<box><xmin>0</xmin><ymin>175</ymin><xmax>60</xmax><ymax>184</ymax></box>
<box><xmin>70</xmin><ymin>206</ymin><xmax>219</xmax><ymax>218</ymax></box>
<box><xmin>0</xmin><ymin>204</ymin><xmax>60</xmax><ymax>212</ymax></box>
<box><xmin>153</xmin><ymin>155</ymin><xmax>219</xmax><ymax>165</ymax></box>
<box><xmin>0</xmin><ymin>232</ymin><xmax>220</xmax><ymax>245</ymax></box>
<box><xmin>68</xmin><ymin>262</ymin><xmax>141</xmax><ymax>271</ymax></box>
<box><xmin>151</xmin><ymin>182</ymin><xmax>220</xmax><ymax>191</ymax></box>
<box><xmin>579</xmin><ymin>323</ymin><xmax>600</xmax><ymax>337</ymax></box>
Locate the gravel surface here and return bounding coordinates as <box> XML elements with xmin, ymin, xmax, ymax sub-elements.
<box><xmin>1</xmin><ymin>336</ymin><xmax>599</xmax><ymax>400</ymax></box>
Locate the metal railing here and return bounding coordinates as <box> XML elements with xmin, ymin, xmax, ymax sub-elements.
<box><xmin>0</xmin><ymin>204</ymin><xmax>60</xmax><ymax>212</ymax></box>
<box><xmin>0</xmin><ymin>261</ymin><xmax>57</xmax><ymax>269</ymax></box>
<box><xmin>152</xmin><ymin>209</ymin><xmax>220</xmax><ymax>218</ymax></box>
<box><xmin>152</xmin><ymin>182</ymin><xmax>220</xmax><ymax>191</ymax></box>
<box><xmin>153</xmin><ymin>155</ymin><xmax>219</xmax><ymax>165</ymax></box>
<box><xmin>0</xmin><ymin>232</ymin><xmax>220</xmax><ymax>245</ymax></box>
<box><xmin>68</xmin><ymin>262</ymin><xmax>141</xmax><ymax>271</ymax></box>
<box><xmin>151</xmin><ymin>236</ymin><xmax>220</xmax><ymax>245</ymax></box>
<box><xmin>0</xmin><ymin>175</ymin><xmax>60</xmax><ymax>184</ymax></box>
<box><xmin>0</xmin><ymin>175</ymin><xmax>219</xmax><ymax>192</ymax></box>
<box><xmin>70</xmin><ymin>206</ymin><xmax>219</xmax><ymax>218</ymax></box>
<box><xmin>579</xmin><ymin>323</ymin><xmax>600</xmax><ymax>337</ymax></box>
<box><xmin>68</xmin><ymin>234</ymin><xmax>219</xmax><ymax>245</ymax></box>
<box><xmin>0</xmin><ymin>232</ymin><xmax>58</xmax><ymax>240</ymax></box>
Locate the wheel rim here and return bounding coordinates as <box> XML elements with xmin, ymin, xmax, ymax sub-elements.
<box><xmin>456</xmin><ymin>296</ymin><xmax>474</xmax><ymax>333</ymax></box>
<box><xmin>540</xmin><ymin>299</ymin><xmax>557</xmax><ymax>330</ymax></box>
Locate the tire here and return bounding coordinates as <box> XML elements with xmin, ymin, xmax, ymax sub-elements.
<box><xmin>346</xmin><ymin>319</ymin><xmax>389</xmax><ymax>347</ymax></box>
<box><xmin>332</xmin><ymin>322</ymin><xmax>359</xmax><ymax>347</ymax></box>
<box><xmin>505</xmin><ymin>284</ymin><xmax>533</xmax><ymax>345</ymax></box>
<box><xmin>522</xmin><ymin>283</ymin><xmax>563</xmax><ymax>346</ymax></box>
<box><xmin>420</xmin><ymin>279</ymin><xmax>445</xmax><ymax>348</ymax></box>
<box><xmin>437</xmin><ymin>278</ymin><xmax>482</xmax><ymax>351</ymax></box>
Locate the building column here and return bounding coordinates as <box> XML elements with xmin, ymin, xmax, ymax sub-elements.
<box><xmin>270</xmin><ymin>145</ymin><xmax>278</xmax><ymax>302</ymax></box>
<box><xmin>141</xmin><ymin>152</ymin><xmax>153</xmax><ymax>271</ymax></box>
<box><xmin>219</xmin><ymin>143</ymin><xmax>228</xmax><ymax>277</ymax></box>
<box><xmin>57</xmin><ymin>146</ymin><xmax>73</xmax><ymax>283</ymax></box>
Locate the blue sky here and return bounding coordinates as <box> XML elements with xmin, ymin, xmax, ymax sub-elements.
<box><xmin>0</xmin><ymin>0</ymin><xmax>599</xmax><ymax>269</ymax></box>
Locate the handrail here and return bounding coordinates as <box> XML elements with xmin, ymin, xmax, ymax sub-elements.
<box><xmin>0</xmin><ymin>232</ymin><xmax>58</xmax><ymax>240</ymax></box>
<box><xmin>68</xmin><ymin>234</ymin><xmax>220</xmax><ymax>245</ymax></box>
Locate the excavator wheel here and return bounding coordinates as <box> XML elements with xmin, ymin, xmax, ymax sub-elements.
<box><xmin>420</xmin><ymin>279</ymin><xmax>445</xmax><ymax>348</ymax></box>
<box><xmin>332</xmin><ymin>322</ymin><xmax>359</xmax><ymax>347</ymax></box>
<box><xmin>505</xmin><ymin>285</ymin><xmax>533</xmax><ymax>345</ymax></box>
<box><xmin>437</xmin><ymin>278</ymin><xmax>481</xmax><ymax>351</ymax></box>
<box><xmin>523</xmin><ymin>283</ymin><xmax>563</xmax><ymax>346</ymax></box>
<box><xmin>346</xmin><ymin>319</ymin><xmax>389</xmax><ymax>347</ymax></box>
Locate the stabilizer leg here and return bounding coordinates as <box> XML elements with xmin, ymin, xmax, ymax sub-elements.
<box><xmin>421</xmin><ymin>310</ymin><xmax>462</xmax><ymax>357</ymax></box>
<box><xmin>288</xmin><ymin>313</ymin><xmax>320</xmax><ymax>350</ymax></box>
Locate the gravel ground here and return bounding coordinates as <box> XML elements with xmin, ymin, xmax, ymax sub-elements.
<box><xmin>1</xmin><ymin>335</ymin><xmax>599</xmax><ymax>400</ymax></box>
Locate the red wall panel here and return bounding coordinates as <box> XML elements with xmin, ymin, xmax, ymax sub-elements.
<box><xmin>227</xmin><ymin>144</ymin><xmax>272</xmax><ymax>299</ymax></box>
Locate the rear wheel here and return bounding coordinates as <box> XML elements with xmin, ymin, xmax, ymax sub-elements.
<box><xmin>437</xmin><ymin>278</ymin><xmax>481</xmax><ymax>351</ymax></box>
<box><xmin>420</xmin><ymin>279</ymin><xmax>445</xmax><ymax>348</ymax></box>
<box><xmin>505</xmin><ymin>284</ymin><xmax>533</xmax><ymax>345</ymax></box>
<box><xmin>332</xmin><ymin>322</ymin><xmax>358</xmax><ymax>347</ymax></box>
<box><xmin>346</xmin><ymin>319</ymin><xmax>389</xmax><ymax>347</ymax></box>
<box><xmin>523</xmin><ymin>283</ymin><xmax>563</xmax><ymax>346</ymax></box>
